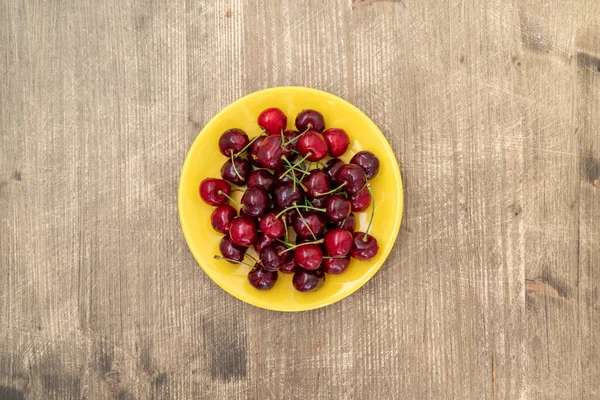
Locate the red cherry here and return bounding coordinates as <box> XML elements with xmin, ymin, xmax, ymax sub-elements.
<box><xmin>254</xmin><ymin>233</ymin><xmax>274</xmax><ymax>254</ymax></box>
<box><xmin>350</xmin><ymin>151</ymin><xmax>380</xmax><ymax>180</ymax></box>
<box><xmin>259</xmin><ymin>211</ymin><xmax>286</xmax><ymax>238</ymax></box>
<box><xmin>199</xmin><ymin>178</ymin><xmax>231</xmax><ymax>206</ymax></box>
<box><xmin>258</xmin><ymin>108</ymin><xmax>287</xmax><ymax>135</ymax></box>
<box><xmin>311</xmin><ymin>195</ymin><xmax>329</xmax><ymax>208</ymax></box>
<box><xmin>292</xmin><ymin>211</ymin><xmax>326</xmax><ymax>239</ymax></box>
<box><xmin>329</xmin><ymin>213</ymin><xmax>357</xmax><ymax>232</ymax></box>
<box><xmin>323</xmin><ymin>128</ymin><xmax>350</xmax><ymax>157</ymax></box>
<box><xmin>292</xmin><ymin>268</ymin><xmax>325</xmax><ymax>292</ymax></box>
<box><xmin>240</xmin><ymin>186</ymin><xmax>270</xmax><ymax>218</ymax></box>
<box><xmin>220</xmin><ymin>157</ymin><xmax>252</xmax><ymax>185</ymax></box>
<box><xmin>324</xmin><ymin>158</ymin><xmax>345</xmax><ymax>183</ymax></box>
<box><xmin>297</xmin><ymin>130</ymin><xmax>328</xmax><ymax>161</ymax></box>
<box><xmin>279</xmin><ymin>258</ymin><xmax>297</xmax><ymax>274</ymax></box>
<box><xmin>219</xmin><ymin>236</ymin><xmax>247</xmax><ymax>263</ymax></box>
<box><xmin>323</xmin><ymin>257</ymin><xmax>350</xmax><ymax>275</ymax></box>
<box><xmin>229</xmin><ymin>216</ymin><xmax>257</xmax><ymax>247</ymax></box>
<box><xmin>218</xmin><ymin>129</ymin><xmax>249</xmax><ymax>156</ymax></box>
<box><xmin>273</xmin><ymin>182</ymin><xmax>304</xmax><ymax>210</ymax></box>
<box><xmin>325</xmin><ymin>194</ymin><xmax>351</xmax><ymax>222</ymax></box>
<box><xmin>350</xmin><ymin>232</ymin><xmax>379</xmax><ymax>260</ymax></box>
<box><xmin>294</xmin><ymin>244</ymin><xmax>323</xmax><ymax>270</ymax></box>
<box><xmin>349</xmin><ymin>186</ymin><xmax>371</xmax><ymax>212</ymax></box>
<box><xmin>302</xmin><ymin>169</ymin><xmax>330</xmax><ymax>198</ymax></box>
<box><xmin>335</xmin><ymin>164</ymin><xmax>367</xmax><ymax>194</ymax></box>
<box><xmin>247</xmin><ymin>136</ymin><xmax>265</xmax><ymax>167</ymax></box>
<box><xmin>248</xmin><ymin>265</ymin><xmax>278</xmax><ymax>290</ymax></box>
<box><xmin>282</xmin><ymin>130</ymin><xmax>300</xmax><ymax>159</ymax></box>
<box><xmin>260</xmin><ymin>242</ymin><xmax>288</xmax><ymax>271</ymax></box>
<box><xmin>295</xmin><ymin>109</ymin><xmax>325</xmax><ymax>132</ymax></box>
<box><xmin>323</xmin><ymin>228</ymin><xmax>353</xmax><ymax>257</ymax></box>
<box><xmin>257</xmin><ymin>135</ymin><xmax>285</xmax><ymax>169</ymax></box>
<box><xmin>247</xmin><ymin>169</ymin><xmax>276</xmax><ymax>192</ymax></box>
<box><xmin>211</xmin><ymin>205</ymin><xmax>237</xmax><ymax>234</ymax></box>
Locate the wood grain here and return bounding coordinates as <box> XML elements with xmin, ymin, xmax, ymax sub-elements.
<box><xmin>1</xmin><ymin>0</ymin><xmax>598</xmax><ymax>399</ymax></box>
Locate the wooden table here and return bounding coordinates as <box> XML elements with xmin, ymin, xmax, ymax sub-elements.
<box><xmin>1</xmin><ymin>0</ymin><xmax>599</xmax><ymax>399</ymax></box>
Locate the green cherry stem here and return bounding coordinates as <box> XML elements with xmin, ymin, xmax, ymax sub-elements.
<box><xmin>245</xmin><ymin>252</ymin><xmax>259</xmax><ymax>262</ymax></box>
<box><xmin>296</xmin><ymin>209</ymin><xmax>317</xmax><ymax>241</ymax></box>
<box><xmin>275</xmin><ymin>204</ymin><xmax>326</xmax><ymax>219</ymax></box>
<box><xmin>278</xmin><ymin>238</ymin><xmax>324</xmax><ymax>255</ymax></box>
<box><xmin>214</xmin><ymin>255</ymin><xmax>255</xmax><ymax>268</ymax></box>
<box><xmin>234</xmin><ymin>130</ymin><xmax>266</xmax><ymax>157</ymax></box>
<box><xmin>281</xmin><ymin>125</ymin><xmax>311</xmax><ymax>147</ymax></box>
<box><xmin>314</xmin><ymin>181</ymin><xmax>347</xmax><ymax>197</ymax></box>
<box><xmin>230</xmin><ymin>151</ymin><xmax>244</xmax><ymax>181</ymax></box>
<box><xmin>363</xmin><ymin>184</ymin><xmax>375</xmax><ymax>242</ymax></box>
<box><xmin>217</xmin><ymin>190</ymin><xmax>241</xmax><ymax>207</ymax></box>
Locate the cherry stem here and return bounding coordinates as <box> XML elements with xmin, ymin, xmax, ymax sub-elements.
<box><xmin>218</xmin><ymin>190</ymin><xmax>241</xmax><ymax>207</ymax></box>
<box><xmin>275</xmin><ymin>204</ymin><xmax>326</xmax><ymax>219</ymax></box>
<box><xmin>296</xmin><ymin>209</ymin><xmax>317</xmax><ymax>241</ymax></box>
<box><xmin>283</xmin><ymin>218</ymin><xmax>289</xmax><ymax>243</ymax></box>
<box><xmin>230</xmin><ymin>151</ymin><xmax>244</xmax><ymax>181</ymax></box>
<box><xmin>234</xmin><ymin>130</ymin><xmax>266</xmax><ymax>157</ymax></box>
<box><xmin>314</xmin><ymin>181</ymin><xmax>347</xmax><ymax>197</ymax></box>
<box><xmin>281</xmin><ymin>126</ymin><xmax>311</xmax><ymax>147</ymax></box>
<box><xmin>281</xmin><ymin>156</ymin><xmax>308</xmax><ymax>192</ymax></box>
<box><xmin>214</xmin><ymin>255</ymin><xmax>255</xmax><ymax>268</ymax></box>
<box><xmin>363</xmin><ymin>184</ymin><xmax>375</xmax><ymax>242</ymax></box>
<box><xmin>245</xmin><ymin>252</ymin><xmax>258</xmax><ymax>262</ymax></box>
<box><xmin>278</xmin><ymin>238</ymin><xmax>324</xmax><ymax>255</ymax></box>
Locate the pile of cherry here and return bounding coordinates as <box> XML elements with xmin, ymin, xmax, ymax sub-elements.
<box><xmin>199</xmin><ymin>107</ymin><xmax>380</xmax><ymax>292</ymax></box>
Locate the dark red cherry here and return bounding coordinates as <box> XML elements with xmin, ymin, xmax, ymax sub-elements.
<box><xmin>325</xmin><ymin>195</ymin><xmax>351</xmax><ymax>222</ymax></box>
<box><xmin>350</xmin><ymin>151</ymin><xmax>380</xmax><ymax>180</ymax></box>
<box><xmin>229</xmin><ymin>216</ymin><xmax>257</xmax><ymax>247</ymax></box>
<box><xmin>218</xmin><ymin>129</ymin><xmax>249</xmax><ymax>156</ymax></box>
<box><xmin>199</xmin><ymin>178</ymin><xmax>231</xmax><ymax>206</ymax></box>
<box><xmin>247</xmin><ymin>136</ymin><xmax>265</xmax><ymax>167</ymax></box>
<box><xmin>254</xmin><ymin>233</ymin><xmax>274</xmax><ymax>254</ymax></box>
<box><xmin>297</xmin><ymin>130</ymin><xmax>328</xmax><ymax>161</ymax></box>
<box><xmin>247</xmin><ymin>169</ymin><xmax>276</xmax><ymax>192</ymax></box>
<box><xmin>219</xmin><ymin>236</ymin><xmax>247</xmax><ymax>263</ymax></box>
<box><xmin>349</xmin><ymin>186</ymin><xmax>371</xmax><ymax>212</ymax></box>
<box><xmin>260</xmin><ymin>242</ymin><xmax>288</xmax><ymax>271</ymax></box>
<box><xmin>324</xmin><ymin>158</ymin><xmax>345</xmax><ymax>183</ymax></box>
<box><xmin>295</xmin><ymin>109</ymin><xmax>325</xmax><ymax>132</ymax></box>
<box><xmin>279</xmin><ymin>259</ymin><xmax>297</xmax><ymax>274</ymax></box>
<box><xmin>323</xmin><ymin>257</ymin><xmax>350</xmax><ymax>275</ymax></box>
<box><xmin>211</xmin><ymin>205</ymin><xmax>237</xmax><ymax>234</ymax></box>
<box><xmin>273</xmin><ymin>182</ymin><xmax>304</xmax><ymax>210</ymax></box>
<box><xmin>302</xmin><ymin>169</ymin><xmax>330</xmax><ymax>198</ymax></box>
<box><xmin>292</xmin><ymin>211</ymin><xmax>326</xmax><ymax>239</ymax></box>
<box><xmin>259</xmin><ymin>211</ymin><xmax>286</xmax><ymax>239</ymax></box>
<box><xmin>335</xmin><ymin>164</ymin><xmax>367</xmax><ymax>194</ymax></box>
<box><xmin>323</xmin><ymin>228</ymin><xmax>353</xmax><ymax>257</ymax></box>
<box><xmin>257</xmin><ymin>135</ymin><xmax>285</xmax><ymax>169</ymax></box>
<box><xmin>329</xmin><ymin>213</ymin><xmax>357</xmax><ymax>232</ymax></box>
<box><xmin>292</xmin><ymin>268</ymin><xmax>325</xmax><ymax>292</ymax></box>
<box><xmin>311</xmin><ymin>195</ymin><xmax>329</xmax><ymax>208</ymax></box>
<box><xmin>294</xmin><ymin>244</ymin><xmax>323</xmax><ymax>270</ymax></box>
<box><xmin>248</xmin><ymin>265</ymin><xmax>278</xmax><ymax>290</ymax></box>
<box><xmin>240</xmin><ymin>186</ymin><xmax>269</xmax><ymax>218</ymax></box>
<box><xmin>258</xmin><ymin>108</ymin><xmax>287</xmax><ymax>136</ymax></box>
<box><xmin>220</xmin><ymin>157</ymin><xmax>252</xmax><ymax>185</ymax></box>
<box><xmin>282</xmin><ymin>130</ymin><xmax>300</xmax><ymax>160</ymax></box>
<box><xmin>350</xmin><ymin>232</ymin><xmax>379</xmax><ymax>261</ymax></box>
<box><xmin>323</xmin><ymin>128</ymin><xmax>350</xmax><ymax>157</ymax></box>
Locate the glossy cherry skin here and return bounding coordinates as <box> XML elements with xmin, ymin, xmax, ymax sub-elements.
<box><xmin>211</xmin><ymin>205</ymin><xmax>237</xmax><ymax>234</ymax></box>
<box><xmin>220</xmin><ymin>157</ymin><xmax>252</xmax><ymax>185</ymax></box>
<box><xmin>294</xmin><ymin>244</ymin><xmax>323</xmax><ymax>270</ymax></box>
<box><xmin>219</xmin><ymin>236</ymin><xmax>247</xmax><ymax>263</ymax></box>
<box><xmin>279</xmin><ymin>258</ymin><xmax>297</xmax><ymax>274</ymax></box>
<box><xmin>302</xmin><ymin>169</ymin><xmax>330</xmax><ymax>198</ymax></box>
<box><xmin>218</xmin><ymin>128</ymin><xmax>249</xmax><ymax>156</ymax></box>
<box><xmin>257</xmin><ymin>135</ymin><xmax>285</xmax><ymax>169</ymax></box>
<box><xmin>295</xmin><ymin>109</ymin><xmax>325</xmax><ymax>132</ymax></box>
<box><xmin>247</xmin><ymin>136</ymin><xmax>265</xmax><ymax>167</ymax></box>
<box><xmin>335</xmin><ymin>164</ymin><xmax>367</xmax><ymax>194</ymax></box>
<box><xmin>259</xmin><ymin>210</ymin><xmax>286</xmax><ymax>238</ymax></box>
<box><xmin>229</xmin><ymin>216</ymin><xmax>257</xmax><ymax>247</ymax></box>
<box><xmin>325</xmin><ymin>194</ymin><xmax>351</xmax><ymax>222</ymax></box>
<box><xmin>260</xmin><ymin>242</ymin><xmax>289</xmax><ymax>271</ymax></box>
<box><xmin>329</xmin><ymin>213</ymin><xmax>357</xmax><ymax>232</ymax></box>
<box><xmin>350</xmin><ymin>232</ymin><xmax>379</xmax><ymax>260</ymax></box>
<box><xmin>258</xmin><ymin>108</ymin><xmax>287</xmax><ymax>136</ymax></box>
<box><xmin>240</xmin><ymin>186</ymin><xmax>269</xmax><ymax>218</ymax></box>
<box><xmin>323</xmin><ymin>128</ymin><xmax>350</xmax><ymax>157</ymax></box>
<box><xmin>323</xmin><ymin>228</ymin><xmax>353</xmax><ymax>257</ymax></box>
<box><xmin>292</xmin><ymin>211</ymin><xmax>326</xmax><ymax>240</ymax></box>
<box><xmin>199</xmin><ymin>178</ymin><xmax>231</xmax><ymax>206</ymax></box>
<box><xmin>323</xmin><ymin>257</ymin><xmax>350</xmax><ymax>275</ymax></box>
<box><xmin>273</xmin><ymin>182</ymin><xmax>305</xmax><ymax>210</ymax></box>
<box><xmin>247</xmin><ymin>169</ymin><xmax>276</xmax><ymax>192</ymax></box>
<box><xmin>349</xmin><ymin>186</ymin><xmax>371</xmax><ymax>212</ymax></box>
<box><xmin>324</xmin><ymin>158</ymin><xmax>345</xmax><ymax>183</ymax></box>
<box><xmin>311</xmin><ymin>195</ymin><xmax>329</xmax><ymax>208</ymax></box>
<box><xmin>254</xmin><ymin>233</ymin><xmax>274</xmax><ymax>254</ymax></box>
<box><xmin>293</xmin><ymin>268</ymin><xmax>325</xmax><ymax>292</ymax></box>
<box><xmin>350</xmin><ymin>150</ymin><xmax>380</xmax><ymax>180</ymax></box>
<box><xmin>248</xmin><ymin>265</ymin><xmax>278</xmax><ymax>290</ymax></box>
<box><xmin>297</xmin><ymin>130</ymin><xmax>328</xmax><ymax>161</ymax></box>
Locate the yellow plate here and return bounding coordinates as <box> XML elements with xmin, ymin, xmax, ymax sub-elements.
<box><xmin>178</xmin><ymin>87</ymin><xmax>403</xmax><ymax>311</ymax></box>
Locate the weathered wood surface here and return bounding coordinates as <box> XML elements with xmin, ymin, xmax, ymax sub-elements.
<box><xmin>1</xmin><ymin>0</ymin><xmax>599</xmax><ymax>399</ymax></box>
